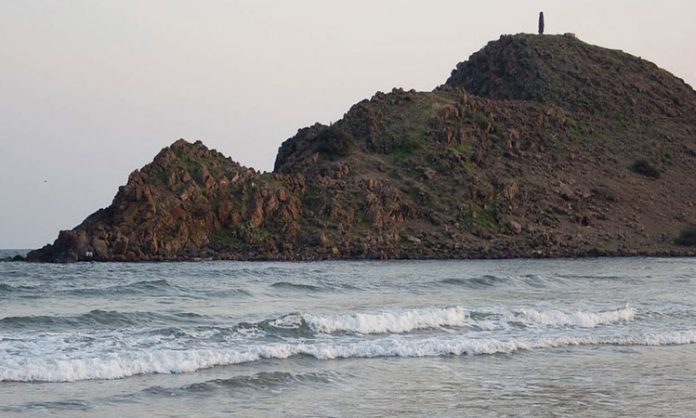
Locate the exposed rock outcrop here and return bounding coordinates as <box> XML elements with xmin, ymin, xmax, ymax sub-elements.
<box><xmin>27</xmin><ymin>34</ymin><xmax>696</xmax><ymax>262</ymax></box>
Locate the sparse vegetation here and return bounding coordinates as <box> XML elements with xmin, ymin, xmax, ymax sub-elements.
<box><xmin>675</xmin><ymin>225</ymin><xmax>696</xmax><ymax>246</ymax></box>
<box><xmin>567</xmin><ymin>117</ymin><xmax>588</xmax><ymax>138</ymax></box>
<box><xmin>631</xmin><ymin>159</ymin><xmax>661</xmax><ymax>179</ymax></box>
<box><xmin>393</xmin><ymin>137</ymin><xmax>426</xmax><ymax>158</ymax></box>
<box><xmin>449</xmin><ymin>142</ymin><xmax>472</xmax><ymax>159</ymax></box>
<box><xmin>211</xmin><ymin>223</ymin><xmax>269</xmax><ymax>250</ymax></box>
<box><xmin>211</xmin><ymin>227</ymin><xmax>236</xmax><ymax>249</ymax></box>
<box><xmin>473</xmin><ymin>113</ymin><xmax>489</xmax><ymax>130</ymax></box>
<box><xmin>461</xmin><ymin>202</ymin><xmax>502</xmax><ymax>232</ymax></box>
<box><xmin>259</xmin><ymin>172</ymin><xmax>284</xmax><ymax>189</ymax></box>
<box><xmin>591</xmin><ymin>184</ymin><xmax>618</xmax><ymax>202</ymax></box>
<box><xmin>354</xmin><ymin>208</ymin><xmax>369</xmax><ymax>225</ymax></box>
<box><xmin>316</xmin><ymin>125</ymin><xmax>355</xmax><ymax>158</ymax></box>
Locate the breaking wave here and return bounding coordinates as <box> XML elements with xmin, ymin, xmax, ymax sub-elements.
<box><xmin>303</xmin><ymin>306</ymin><xmax>472</xmax><ymax>334</ymax></box>
<box><xmin>0</xmin><ymin>305</ymin><xmax>634</xmax><ymax>335</ymax></box>
<box><xmin>247</xmin><ymin>306</ymin><xmax>636</xmax><ymax>336</ymax></box>
<box><xmin>2</xmin><ymin>329</ymin><xmax>694</xmax><ymax>382</ymax></box>
<box><xmin>509</xmin><ymin>306</ymin><xmax>636</xmax><ymax>328</ymax></box>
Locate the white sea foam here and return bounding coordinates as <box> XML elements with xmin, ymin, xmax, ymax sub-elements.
<box><xmin>508</xmin><ymin>306</ymin><xmax>636</xmax><ymax>328</ymax></box>
<box><xmin>299</xmin><ymin>306</ymin><xmax>635</xmax><ymax>334</ymax></box>
<box><xmin>302</xmin><ymin>306</ymin><xmax>471</xmax><ymax>334</ymax></box>
<box><xmin>2</xmin><ymin>328</ymin><xmax>694</xmax><ymax>382</ymax></box>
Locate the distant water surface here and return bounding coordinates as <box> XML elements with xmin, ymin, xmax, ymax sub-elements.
<box><xmin>1</xmin><ymin>252</ymin><xmax>695</xmax><ymax>417</ymax></box>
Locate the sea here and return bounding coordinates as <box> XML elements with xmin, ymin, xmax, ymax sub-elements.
<box><xmin>1</xmin><ymin>249</ymin><xmax>695</xmax><ymax>417</ymax></box>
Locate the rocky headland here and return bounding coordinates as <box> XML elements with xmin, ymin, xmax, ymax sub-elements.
<box><xmin>26</xmin><ymin>34</ymin><xmax>696</xmax><ymax>262</ymax></box>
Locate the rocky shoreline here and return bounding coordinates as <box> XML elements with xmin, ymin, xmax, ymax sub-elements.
<box><xmin>10</xmin><ymin>248</ymin><xmax>696</xmax><ymax>263</ymax></box>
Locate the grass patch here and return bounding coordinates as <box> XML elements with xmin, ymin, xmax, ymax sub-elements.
<box><xmin>392</xmin><ymin>137</ymin><xmax>426</xmax><ymax>158</ymax></box>
<box><xmin>211</xmin><ymin>228</ymin><xmax>236</xmax><ymax>248</ymax></box>
<box><xmin>449</xmin><ymin>141</ymin><xmax>475</xmax><ymax>171</ymax></box>
<box><xmin>591</xmin><ymin>184</ymin><xmax>618</xmax><ymax>202</ymax></box>
<box><xmin>566</xmin><ymin>116</ymin><xmax>593</xmax><ymax>148</ymax></box>
<box><xmin>259</xmin><ymin>172</ymin><xmax>284</xmax><ymax>189</ymax></box>
<box><xmin>460</xmin><ymin>202</ymin><xmax>502</xmax><ymax>232</ymax></box>
<box><xmin>469</xmin><ymin>111</ymin><xmax>504</xmax><ymax>136</ymax></box>
<box><xmin>473</xmin><ymin>113</ymin><xmax>489</xmax><ymax>130</ymax></box>
<box><xmin>355</xmin><ymin>208</ymin><xmax>369</xmax><ymax>225</ymax></box>
<box><xmin>450</xmin><ymin>141</ymin><xmax>472</xmax><ymax>157</ymax></box>
<box><xmin>211</xmin><ymin>223</ymin><xmax>270</xmax><ymax>250</ymax></box>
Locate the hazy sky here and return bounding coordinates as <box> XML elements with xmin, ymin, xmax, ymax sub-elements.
<box><xmin>1</xmin><ymin>1</ymin><xmax>695</xmax><ymax>248</ymax></box>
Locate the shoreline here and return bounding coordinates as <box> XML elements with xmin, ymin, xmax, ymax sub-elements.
<box><xmin>6</xmin><ymin>248</ymin><xmax>696</xmax><ymax>263</ymax></box>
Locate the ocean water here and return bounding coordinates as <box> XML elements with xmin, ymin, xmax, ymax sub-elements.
<box><xmin>1</xmin><ymin>251</ymin><xmax>695</xmax><ymax>417</ymax></box>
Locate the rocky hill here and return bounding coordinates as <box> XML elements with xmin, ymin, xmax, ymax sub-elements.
<box><xmin>27</xmin><ymin>34</ymin><xmax>696</xmax><ymax>262</ymax></box>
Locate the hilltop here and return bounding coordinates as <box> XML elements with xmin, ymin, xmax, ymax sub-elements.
<box><xmin>27</xmin><ymin>34</ymin><xmax>696</xmax><ymax>262</ymax></box>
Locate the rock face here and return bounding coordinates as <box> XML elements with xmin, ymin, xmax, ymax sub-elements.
<box><xmin>27</xmin><ymin>34</ymin><xmax>696</xmax><ymax>262</ymax></box>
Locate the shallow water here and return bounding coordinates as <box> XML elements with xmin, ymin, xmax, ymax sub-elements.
<box><xmin>1</xmin><ymin>254</ymin><xmax>695</xmax><ymax>417</ymax></box>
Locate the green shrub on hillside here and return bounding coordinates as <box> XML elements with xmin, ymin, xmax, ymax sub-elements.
<box><xmin>316</xmin><ymin>125</ymin><xmax>355</xmax><ymax>158</ymax></box>
<box><xmin>675</xmin><ymin>225</ymin><xmax>696</xmax><ymax>246</ymax></box>
<box><xmin>631</xmin><ymin>159</ymin><xmax>661</xmax><ymax>179</ymax></box>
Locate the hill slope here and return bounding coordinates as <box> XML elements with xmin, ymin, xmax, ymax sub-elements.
<box><xmin>27</xmin><ymin>34</ymin><xmax>696</xmax><ymax>262</ymax></box>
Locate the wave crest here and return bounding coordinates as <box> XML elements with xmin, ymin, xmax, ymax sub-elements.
<box><xmin>509</xmin><ymin>306</ymin><xmax>636</xmax><ymax>328</ymax></box>
<box><xmin>304</xmin><ymin>307</ymin><xmax>470</xmax><ymax>334</ymax></box>
<box><xmin>2</xmin><ymin>329</ymin><xmax>694</xmax><ymax>382</ymax></box>
<box><xmin>302</xmin><ymin>306</ymin><xmax>636</xmax><ymax>335</ymax></box>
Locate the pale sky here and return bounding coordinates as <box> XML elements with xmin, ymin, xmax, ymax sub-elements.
<box><xmin>1</xmin><ymin>0</ymin><xmax>695</xmax><ymax>249</ymax></box>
